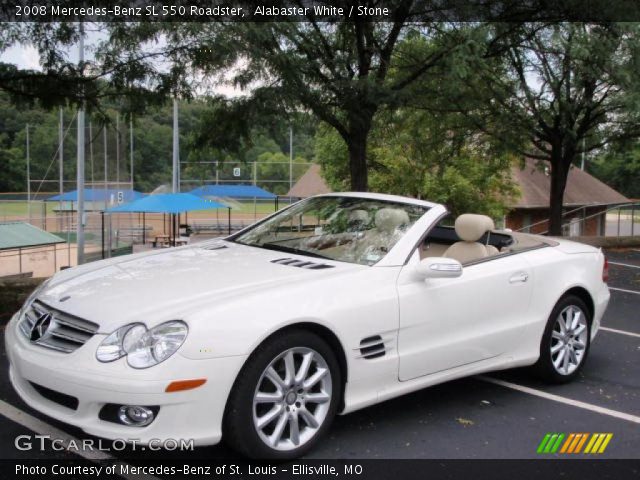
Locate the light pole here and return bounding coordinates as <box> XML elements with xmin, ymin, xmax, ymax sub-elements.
<box><xmin>59</xmin><ymin>109</ymin><xmax>64</xmax><ymax>231</ymax></box>
<box><xmin>172</xmin><ymin>98</ymin><xmax>180</xmax><ymax>193</ymax></box>
<box><xmin>26</xmin><ymin>124</ymin><xmax>30</xmax><ymax>224</ymax></box>
<box><xmin>289</xmin><ymin>125</ymin><xmax>293</xmax><ymax>202</ymax></box>
<box><xmin>76</xmin><ymin>22</ymin><xmax>86</xmax><ymax>265</ymax></box>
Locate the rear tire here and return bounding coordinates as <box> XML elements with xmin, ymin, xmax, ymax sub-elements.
<box><xmin>532</xmin><ymin>295</ymin><xmax>591</xmax><ymax>384</ymax></box>
<box><xmin>223</xmin><ymin>329</ymin><xmax>341</xmax><ymax>459</ymax></box>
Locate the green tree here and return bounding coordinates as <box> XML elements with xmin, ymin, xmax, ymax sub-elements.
<box><xmin>85</xmin><ymin>8</ymin><xmax>464</xmax><ymax>191</ymax></box>
<box><xmin>449</xmin><ymin>22</ymin><xmax>640</xmax><ymax>234</ymax></box>
<box><xmin>590</xmin><ymin>142</ymin><xmax>640</xmax><ymax>199</ymax></box>
<box><xmin>229</xmin><ymin>17</ymin><xmax>459</xmax><ymax>191</ymax></box>
<box><xmin>316</xmin><ymin>107</ymin><xmax>519</xmax><ymax>219</ymax></box>
<box><xmin>256</xmin><ymin>151</ymin><xmax>311</xmax><ymax>195</ymax></box>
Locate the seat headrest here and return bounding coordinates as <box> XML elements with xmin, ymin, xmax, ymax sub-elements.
<box><xmin>454</xmin><ymin>214</ymin><xmax>495</xmax><ymax>242</ymax></box>
<box><xmin>348</xmin><ymin>209</ymin><xmax>370</xmax><ymax>225</ymax></box>
<box><xmin>375</xmin><ymin>208</ymin><xmax>410</xmax><ymax>233</ymax></box>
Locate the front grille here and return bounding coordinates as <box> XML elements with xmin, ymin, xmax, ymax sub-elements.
<box><xmin>30</xmin><ymin>382</ymin><xmax>79</xmax><ymax>410</ymax></box>
<box><xmin>19</xmin><ymin>301</ymin><xmax>99</xmax><ymax>353</ymax></box>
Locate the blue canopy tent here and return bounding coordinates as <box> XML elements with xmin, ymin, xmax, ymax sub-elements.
<box><xmin>189</xmin><ymin>184</ymin><xmax>280</xmax><ymax>212</ymax></box>
<box><xmin>189</xmin><ymin>184</ymin><xmax>276</xmax><ymax>199</ymax></box>
<box><xmin>106</xmin><ymin>193</ymin><xmax>229</xmax><ymax>248</ymax></box>
<box><xmin>46</xmin><ymin>189</ymin><xmax>147</xmax><ymax>234</ymax></box>
<box><xmin>48</xmin><ymin>188</ymin><xmax>146</xmax><ymax>203</ymax></box>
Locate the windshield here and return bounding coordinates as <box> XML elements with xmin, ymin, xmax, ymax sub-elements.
<box><xmin>233</xmin><ymin>196</ymin><xmax>429</xmax><ymax>265</ymax></box>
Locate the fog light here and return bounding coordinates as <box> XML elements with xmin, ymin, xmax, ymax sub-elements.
<box><xmin>117</xmin><ymin>405</ymin><xmax>155</xmax><ymax>427</ymax></box>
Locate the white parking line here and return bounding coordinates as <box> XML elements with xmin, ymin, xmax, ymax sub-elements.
<box><xmin>478</xmin><ymin>376</ymin><xmax>640</xmax><ymax>425</ymax></box>
<box><xmin>0</xmin><ymin>399</ymin><xmax>160</xmax><ymax>480</ymax></box>
<box><xmin>600</xmin><ymin>326</ymin><xmax>640</xmax><ymax>338</ymax></box>
<box><xmin>609</xmin><ymin>286</ymin><xmax>640</xmax><ymax>295</ymax></box>
<box><xmin>609</xmin><ymin>261</ymin><xmax>640</xmax><ymax>269</ymax></box>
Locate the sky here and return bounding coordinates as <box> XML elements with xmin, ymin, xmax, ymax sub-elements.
<box><xmin>1</xmin><ymin>44</ymin><xmax>42</xmax><ymax>70</ymax></box>
<box><xmin>0</xmin><ymin>31</ymin><xmax>244</xmax><ymax>98</ymax></box>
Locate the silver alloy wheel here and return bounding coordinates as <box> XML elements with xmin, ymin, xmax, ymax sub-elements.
<box><xmin>252</xmin><ymin>347</ymin><xmax>332</xmax><ymax>451</ymax></box>
<box><xmin>551</xmin><ymin>305</ymin><xmax>589</xmax><ymax>375</ymax></box>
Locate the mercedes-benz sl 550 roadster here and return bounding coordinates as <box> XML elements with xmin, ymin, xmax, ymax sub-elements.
<box><xmin>6</xmin><ymin>193</ymin><xmax>610</xmax><ymax>458</ymax></box>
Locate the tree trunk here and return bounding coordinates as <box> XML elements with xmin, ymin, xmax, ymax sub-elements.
<box><xmin>547</xmin><ymin>150</ymin><xmax>571</xmax><ymax>236</ymax></box>
<box><xmin>347</xmin><ymin>131</ymin><xmax>369</xmax><ymax>191</ymax></box>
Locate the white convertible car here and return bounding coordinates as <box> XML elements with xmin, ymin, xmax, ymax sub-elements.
<box><xmin>6</xmin><ymin>193</ymin><xmax>610</xmax><ymax>458</ymax></box>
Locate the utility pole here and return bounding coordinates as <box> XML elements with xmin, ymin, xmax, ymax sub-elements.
<box><xmin>103</xmin><ymin>124</ymin><xmax>110</xmax><ymax>259</ymax></box>
<box><xmin>59</xmin><ymin>109</ymin><xmax>64</xmax><ymax>230</ymax></box>
<box><xmin>172</xmin><ymin>98</ymin><xmax>179</xmax><ymax>193</ymax></box>
<box><xmin>289</xmin><ymin>125</ymin><xmax>293</xmax><ymax>200</ymax></box>
<box><xmin>89</xmin><ymin>121</ymin><xmax>94</xmax><ymax>187</ymax></box>
<box><xmin>76</xmin><ymin>22</ymin><xmax>86</xmax><ymax>265</ymax></box>
<box><xmin>130</xmin><ymin>117</ymin><xmax>134</xmax><ymax>190</ymax></box>
<box><xmin>253</xmin><ymin>160</ymin><xmax>257</xmax><ymax>186</ymax></box>
<box><xmin>103</xmin><ymin>126</ymin><xmax>108</xmax><ymax>210</ymax></box>
<box><xmin>26</xmin><ymin>124</ymin><xmax>30</xmax><ymax>224</ymax></box>
<box><xmin>116</xmin><ymin>113</ymin><xmax>120</xmax><ymax>187</ymax></box>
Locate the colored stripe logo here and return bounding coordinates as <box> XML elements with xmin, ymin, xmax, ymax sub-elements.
<box><xmin>537</xmin><ymin>433</ymin><xmax>613</xmax><ymax>454</ymax></box>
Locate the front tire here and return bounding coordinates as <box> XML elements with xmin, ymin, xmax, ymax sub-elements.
<box><xmin>223</xmin><ymin>329</ymin><xmax>341</xmax><ymax>459</ymax></box>
<box><xmin>532</xmin><ymin>295</ymin><xmax>591</xmax><ymax>384</ymax></box>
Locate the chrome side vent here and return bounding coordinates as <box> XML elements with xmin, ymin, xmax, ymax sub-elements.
<box><xmin>358</xmin><ymin>335</ymin><xmax>386</xmax><ymax>359</ymax></box>
<box><xmin>18</xmin><ymin>301</ymin><xmax>99</xmax><ymax>354</ymax></box>
<box><xmin>271</xmin><ymin>258</ymin><xmax>334</xmax><ymax>270</ymax></box>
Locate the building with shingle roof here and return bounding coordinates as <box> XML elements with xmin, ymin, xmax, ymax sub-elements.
<box><xmin>288</xmin><ymin>161</ymin><xmax>630</xmax><ymax>236</ymax></box>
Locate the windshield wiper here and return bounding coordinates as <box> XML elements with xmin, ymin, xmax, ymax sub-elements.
<box><xmin>259</xmin><ymin>242</ymin><xmax>333</xmax><ymax>260</ymax></box>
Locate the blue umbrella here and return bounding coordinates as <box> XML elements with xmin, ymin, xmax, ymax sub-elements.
<box><xmin>106</xmin><ymin>193</ymin><xmax>226</xmax><ymax>214</ymax></box>
<box><xmin>106</xmin><ymin>193</ymin><xmax>230</xmax><ymax>246</ymax></box>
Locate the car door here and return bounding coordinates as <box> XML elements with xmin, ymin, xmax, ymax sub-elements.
<box><xmin>397</xmin><ymin>252</ymin><xmax>533</xmax><ymax>381</ymax></box>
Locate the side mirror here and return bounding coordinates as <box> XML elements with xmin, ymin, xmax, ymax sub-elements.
<box><xmin>414</xmin><ymin>257</ymin><xmax>463</xmax><ymax>280</ymax></box>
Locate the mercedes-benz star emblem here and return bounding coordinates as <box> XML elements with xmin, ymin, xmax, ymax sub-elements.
<box><xmin>30</xmin><ymin>313</ymin><xmax>52</xmax><ymax>342</ymax></box>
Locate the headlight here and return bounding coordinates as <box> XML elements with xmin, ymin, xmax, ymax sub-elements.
<box><xmin>96</xmin><ymin>321</ymin><xmax>188</xmax><ymax>369</ymax></box>
<box><xmin>95</xmin><ymin>323</ymin><xmax>143</xmax><ymax>362</ymax></box>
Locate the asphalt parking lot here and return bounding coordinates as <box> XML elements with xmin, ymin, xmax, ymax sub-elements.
<box><xmin>0</xmin><ymin>249</ymin><xmax>637</xmax><ymax>465</ymax></box>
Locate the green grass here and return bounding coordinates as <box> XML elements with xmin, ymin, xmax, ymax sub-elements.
<box><xmin>0</xmin><ymin>201</ymin><xmax>57</xmax><ymax>219</ymax></box>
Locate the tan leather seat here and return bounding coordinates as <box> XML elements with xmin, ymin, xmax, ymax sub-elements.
<box><xmin>443</xmin><ymin>214</ymin><xmax>496</xmax><ymax>264</ymax></box>
<box><xmin>374</xmin><ymin>208</ymin><xmax>410</xmax><ymax>234</ymax></box>
<box><xmin>348</xmin><ymin>209</ymin><xmax>371</xmax><ymax>229</ymax></box>
<box><xmin>350</xmin><ymin>208</ymin><xmax>410</xmax><ymax>262</ymax></box>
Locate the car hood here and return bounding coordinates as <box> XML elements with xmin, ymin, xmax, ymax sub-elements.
<box><xmin>38</xmin><ymin>241</ymin><xmax>353</xmax><ymax>332</ymax></box>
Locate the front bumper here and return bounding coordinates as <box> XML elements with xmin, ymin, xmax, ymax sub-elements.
<box><xmin>5</xmin><ymin>313</ymin><xmax>247</xmax><ymax>446</ymax></box>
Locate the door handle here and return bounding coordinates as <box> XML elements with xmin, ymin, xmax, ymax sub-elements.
<box><xmin>509</xmin><ymin>272</ymin><xmax>529</xmax><ymax>283</ymax></box>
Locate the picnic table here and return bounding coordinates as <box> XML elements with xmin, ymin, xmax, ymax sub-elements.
<box><xmin>151</xmin><ymin>234</ymin><xmax>189</xmax><ymax>248</ymax></box>
<box><xmin>151</xmin><ymin>234</ymin><xmax>171</xmax><ymax>248</ymax></box>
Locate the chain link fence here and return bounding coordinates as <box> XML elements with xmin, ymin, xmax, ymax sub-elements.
<box><xmin>0</xmin><ymin>161</ymin><xmax>312</xmax><ymax>278</ymax></box>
